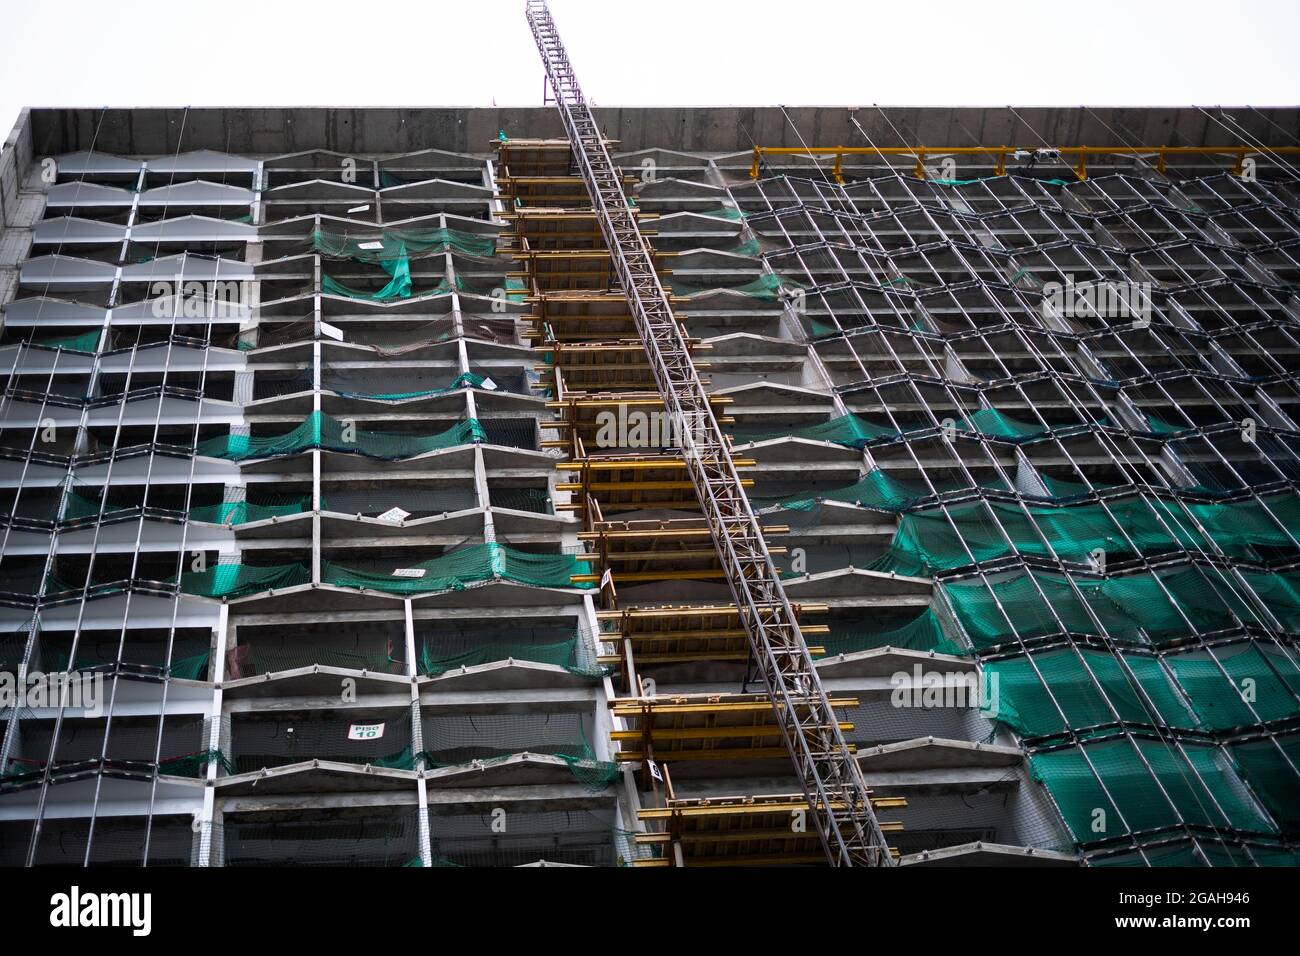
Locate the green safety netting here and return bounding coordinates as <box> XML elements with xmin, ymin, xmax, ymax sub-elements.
<box><xmin>1229</xmin><ymin>736</ymin><xmax>1300</xmax><ymax>831</ymax></box>
<box><xmin>1030</xmin><ymin>738</ymin><xmax>1276</xmax><ymax>843</ymax></box>
<box><xmin>668</xmin><ymin>272</ymin><xmax>797</xmax><ymax>300</ymax></box>
<box><xmin>60</xmin><ymin>486</ymin><xmax>137</xmax><ymax>522</ymax></box>
<box><xmin>736</xmin><ymin>409</ymin><xmax>1114</xmax><ymax>450</ymax></box>
<box><xmin>1143</xmin><ymin>413</ymin><xmax>1194</xmax><ymax>436</ymax></box>
<box><xmin>871</xmin><ymin>493</ymin><xmax>1300</xmax><ymax>577</ymax></box>
<box><xmin>698</xmin><ymin>206</ymin><xmax>746</xmax><ymax>221</ymax></box>
<box><xmin>1038</xmin><ymin>473</ymin><xmax>1125</xmax><ymax>501</ymax></box>
<box><xmin>981</xmin><ymin>649</ymin><xmax>1198</xmax><ymax>738</ymax></box>
<box><xmin>322</xmin><ymin>542</ymin><xmax>590</xmax><ymax>595</ymax></box>
<box><xmin>311</xmin><ymin>226</ymin><xmax>497</xmax><ymax>261</ymax></box>
<box><xmin>195</xmin><ymin>412</ymin><xmax>485</xmax><ymax>461</ymax></box>
<box><xmin>327</xmin><ymin>371</ymin><xmax>488</xmax><ymax>402</ymax></box>
<box><xmin>182</xmin><ymin>562</ymin><xmax>310</xmax><ymax>599</ymax></box>
<box><xmin>169</xmin><ymin>651</ymin><xmax>211</xmax><ymax>680</ymax></box>
<box><xmin>943</xmin><ymin>566</ymin><xmax>1300</xmax><ymax>650</ymax></box>
<box><xmin>958</xmin><ymin>408</ymin><xmax>1103</xmax><ymax>442</ymax></box>
<box><xmin>419</xmin><ymin>634</ymin><xmax>605</xmax><ymax>678</ymax></box>
<box><xmin>25</xmin><ymin>330</ymin><xmax>103</xmax><ymax>353</ymax></box>
<box><xmin>28</xmin><ymin>632</ymin><xmax>210</xmax><ymax>676</ymax></box>
<box><xmin>56</xmin><ymin>486</ymin><xmax>313</xmax><ymax>526</ymax></box>
<box><xmin>733</xmin><ymin>414</ymin><xmax>898</xmax><ymax>448</ymax></box>
<box><xmin>321</xmin><ymin>248</ymin><xmax>413</xmax><ymax>301</ymax></box>
<box><xmin>760</xmin><ymin>468</ymin><xmax>1010</xmax><ymax>512</ymax></box>
<box><xmin>1091</xmin><ymin>840</ymin><xmax>1299</xmax><ymax>866</ymax></box>
<box><xmin>815</xmin><ymin>608</ymin><xmax>966</xmax><ymax>657</ymax></box>
<box><xmin>730</xmin><ymin>237</ymin><xmax>761</xmax><ymax>256</ymax></box>
<box><xmin>1165</xmin><ymin>642</ymin><xmax>1300</xmax><ymax>729</ymax></box>
<box><xmin>189</xmin><ymin>495</ymin><xmax>313</xmax><ymax>525</ymax></box>
<box><xmin>158</xmin><ymin>750</ymin><xmax>234</xmax><ymax>777</ymax></box>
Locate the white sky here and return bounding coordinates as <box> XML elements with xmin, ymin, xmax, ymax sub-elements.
<box><xmin>2</xmin><ymin>0</ymin><xmax>1298</xmax><ymax>143</ymax></box>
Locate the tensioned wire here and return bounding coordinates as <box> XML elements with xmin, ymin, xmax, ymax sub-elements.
<box><xmin>748</xmin><ymin>102</ymin><xmax>1294</xmax><ymax>822</ymax></box>
<box><xmin>769</xmin><ymin>108</ymin><xmax>1279</xmax><ymax>863</ymax></box>
<box><xmin>6</xmin><ymin>108</ymin><xmax>165</xmax><ymax>867</ymax></box>
<box><xmin>946</xmin><ymin>117</ymin><xmax>1300</xmax><ymax>858</ymax></box>
<box><xmin>863</xmin><ymin>104</ymin><xmax>1300</xmax><ymax>712</ymax></box>
<box><xmin>932</xmin><ymin>106</ymin><xmax>1300</xmax><ymax>855</ymax></box>
<box><xmin>749</xmin><ymin>114</ymin><xmax>1164</xmax><ymax>855</ymax></box>
<box><xmin>20</xmin><ymin>107</ymin><xmax>234</xmax><ymax>867</ymax></box>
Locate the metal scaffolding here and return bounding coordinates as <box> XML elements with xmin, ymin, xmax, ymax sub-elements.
<box><xmin>524</xmin><ymin>0</ymin><xmax>894</xmax><ymax>866</ymax></box>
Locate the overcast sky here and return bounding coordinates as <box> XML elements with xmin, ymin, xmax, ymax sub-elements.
<box><xmin>2</xmin><ymin>0</ymin><xmax>1298</xmax><ymax>143</ymax></box>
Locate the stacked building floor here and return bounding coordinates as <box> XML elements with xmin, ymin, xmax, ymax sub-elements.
<box><xmin>1</xmin><ymin>102</ymin><xmax>1298</xmax><ymax>866</ymax></box>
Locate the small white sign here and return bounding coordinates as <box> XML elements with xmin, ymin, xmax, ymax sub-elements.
<box><xmin>319</xmin><ymin>321</ymin><xmax>344</xmax><ymax>341</ymax></box>
<box><xmin>647</xmin><ymin>758</ymin><xmax>663</xmax><ymax>782</ymax></box>
<box><xmin>600</xmin><ymin>568</ymin><xmax>613</xmax><ymax>590</ymax></box>
<box><xmin>357</xmin><ymin>241</ymin><xmax>385</xmax><ymax>250</ymax></box>
<box><xmin>377</xmin><ymin>506</ymin><xmax>410</xmax><ymax>524</ymax></box>
<box><xmin>392</xmin><ymin>567</ymin><xmax>426</xmax><ymax>578</ymax></box>
<box><xmin>348</xmin><ymin>722</ymin><xmax>385</xmax><ymax>740</ymax></box>
<box><xmin>347</xmin><ymin>204</ymin><xmax>371</xmax><ymax>214</ymax></box>
<box><xmin>480</xmin><ymin>377</ymin><xmax>498</xmax><ymax>391</ymax></box>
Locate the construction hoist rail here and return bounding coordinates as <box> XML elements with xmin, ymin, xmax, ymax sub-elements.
<box><xmin>524</xmin><ymin>0</ymin><xmax>893</xmax><ymax>867</ymax></box>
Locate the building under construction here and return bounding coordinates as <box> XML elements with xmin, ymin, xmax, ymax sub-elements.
<box><xmin>1</xmin><ymin>2</ymin><xmax>1299</xmax><ymax>868</ymax></box>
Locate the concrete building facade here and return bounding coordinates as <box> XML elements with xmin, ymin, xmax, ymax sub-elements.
<box><xmin>1</xmin><ymin>102</ymin><xmax>1299</xmax><ymax>867</ymax></box>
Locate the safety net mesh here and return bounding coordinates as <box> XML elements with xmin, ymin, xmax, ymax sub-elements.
<box><xmin>958</xmin><ymin>408</ymin><xmax>1102</xmax><ymax>442</ymax></box>
<box><xmin>1229</xmin><ymin>735</ymin><xmax>1300</xmax><ymax>831</ymax></box>
<box><xmin>322</xmin><ymin>369</ymin><xmax>490</xmax><ymax>402</ymax></box>
<box><xmin>942</xmin><ymin>566</ymin><xmax>1300</xmax><ymax>650</ymax></box>
<box><xmin>311</xmin><ymin>226</ymin><xmax>496</xmax><ymax>260</ymax></box>
<box><xmin>982</xmin><ymin>649</ymin><xmax>1198</xmax><ymax>738</ymax></box>
<box><xmin>1164</xmin><ymin>642</ymin><xmax>1300</xmax><ymax>729</ymax></box>
<box><xmin>4</xmin><ymin>716</ymin><xmax>228</xmax><ymax>779</ymax></box>
<box><xmin>732</xmin><ymin>409</ymin><xmax>1107</xmax><ymax>449</ymax></box>
<box><xmin>181</xmin><ymin>562</ymin><xmax>310</xmax><ymax>599</ymax></box>
<box><xmin>226</xmin><ymin>637</ymin><xmax>404</xmax><ymax>677</ymax></box>
<box><xmin>418</xmin><ymin>625</ymin><xmax>605</xmax><ymax>678</ymax></box>
<box><xmin>872</xmin><ymin>493</ymin><xmax>1300</xmax><ymax>577</ymax></box>
<box><xmin>231</xmin><ymin>713</ymin><xmax>416</xmax><ymax>773</ymax></box>
<box><xmin>189</xmin><ymin>491</ymin><xmax>312</xmax><ymax>526</ymax></box>
<box><xmin>195</xmin><ymin>413</ymin><xmax>485</xmax><ymax>461</ymax></box>
<box><xmin>668</xmin><ymin>272</ymin><xmax>796</xmax><ymax>300</ymax></box>
<box><xmin>816</xmin><ymin>608</ymin><xmax>966</xmax><ymax>657</ymax></box>
<box><xmin>37</xmin><ymin>631</ymin><xmax>211</xmax><ymax>679</ymax></box>
<box><xmin>321</xmin><ymin>255</ymin><xmax>417</xmax><ymax>301</ymax></box>
<box><xmin>1091</xmin><ymin>840</ymin><xmax>1299</xmax><ymax>867</ymax></box>
<box><xmin>426</xmin><ymin>808</ymin><xmax>617</xmax><ymax>867</ymax></box>
<box><xmin>489</xmin><ymin>487</ymin><xmax>554</xmax><ymax>514</ymax></box>
<box><xmin>731</xmin><ymin>414</ymin><xmax>898</xmax><ymax>448</ymax></box>
<box><xmin>321</xmin><ymin>487</ymin><xmax>476</xmax><ymax>517</ymax></box>
<box><xmin>421</xmin><ymin>712</ymin><xmax>617</xmax><ymax>789</ymax></box>
<box><xmin>322</xmin><ymin>542</ymin><xmax>590</xmax><ymax>594</ymax></box>
<box><xmin>24</xmin><ymin>330</ymin><xmax>103</xmax><ymax>353</ymax></box>
<box><xmin>221</xmin><ymin>813</ymin><xmax>420</xmax><ymax>867</ymax></box>
<box><xmin>759</xmin><ymin>468</ymin><xmax>1010</xmax><ymax>512</ymax></box>
<box><xmin>1029</xmin><ymin>738</ymin><xmax>1275</xmax><ymax>842</ymax></box>
<box><xmin>0</xmin><ymin>817</ymin><xmax>197</xmax><ymax>867</ymax></box>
